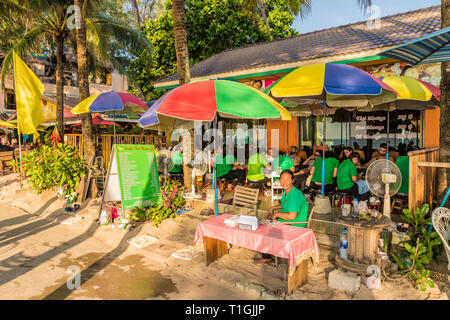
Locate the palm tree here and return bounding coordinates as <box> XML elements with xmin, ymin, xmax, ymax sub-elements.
<box><xmin>1</xmin><ymin>0</ymin><xmax>152</xmax><ymax>157</ymax></box>
<box><xmin>438</xmin><ymin>0</ymin><xmax>449</xmax><ymax>201</ymax></box>
<box><xmin>1</xmin><ymin>0</ymin><xmax>72</xmax><ymax>141</ymax></box>
<box><xmin>172</xmin><ymin>0</ymin><xmax>192</xmax><ymax>188</ymax></box>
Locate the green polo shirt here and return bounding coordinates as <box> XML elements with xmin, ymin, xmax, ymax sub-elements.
<box><xmin>216</xmin><ymin>153</ymin><xmax>237</xmax><ymax>178</ymax></box>
<box><xmin>312</xmin><ymin>157</ymin><xmax>339</xmax><ymax>185</ymax></box>
<box><xmin>396</xmin><ymin>156</ymin><xmax>409</xmax><ymax>195</ymax></box>
<box><xmin>272</xmin><ymin>155</ymin><xmax>294</xmax><ymax>172</ymax></box>
<box><xmin>277</xmin><ymin>186</ymin><xmax>309</xmax><ymax>227</ymax></box>
<box><xmin>337</xmin><ymin>158</ymin><xmax>357</xmax><ymax>190</ymax></box>
<box><xmin>247</xmin><ymin>153</ymin><xmax>269</xmax><ymax>181</ymax></box>
<box><xmin>168</xmin><ymin>152</ymin><xmax>183</xmax><ymax>173</ymax></box>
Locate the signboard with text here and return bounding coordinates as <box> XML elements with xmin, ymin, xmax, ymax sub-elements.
<box><xmin>103</xmin><ymin>144</ymin><xmax>162</xmax><ymax>210</ymax></box>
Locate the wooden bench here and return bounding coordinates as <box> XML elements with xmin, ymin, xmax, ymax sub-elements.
<box><xmin>221</xmin><ymin>186</ymin><xmax>260</xmax><ymax>215</ymax></box>
<box><xmin>0</xmin><ymin>151</ymin><xmax>14</xmax><ymax>175</ymax></box>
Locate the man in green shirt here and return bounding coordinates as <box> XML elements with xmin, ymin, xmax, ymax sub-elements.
<box><xmin>271</xmin><ymin>149</ymin><xmax>295</xmax><ymax>173</ymax></box>
<box><xmin>337</xmin><ymin>153</ymin><xmax>370</xmax><ymax>200</ymax></box>
<box><xmin>309</xmin><ymin>150</ymin><xmax>338</xmax><ymax>193</ymax></box>
<box><xmin>256</xmin><ymin>170</ymin><xmax>310</xmax><ymax>264</ymax></box>
<box><xmin>247</xmin><ymin>151</ymin><xmax>270</xmax><ymax>181</ymax></box>
<box><xmin>215</xmin><ymin>148</ymin><xmax>246</xmax><ymax>186</ymax></box>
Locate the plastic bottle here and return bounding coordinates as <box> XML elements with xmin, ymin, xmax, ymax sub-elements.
<box><xmin>353</xmin><ymin>197</ymin><xmax>358</xmax><ymax>212</ymax></box>
<box><xmin>339</xmin><ymin>228</ymin><xmax>348</xmax><ymax>260</ymax></box>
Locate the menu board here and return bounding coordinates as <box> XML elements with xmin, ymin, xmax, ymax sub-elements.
<box><xmin>115</xmin><ymin>144</ymin><xmax>162</xmax><ymax>209</ymax></box>
<box><xmin>354</xmin><ymin>115</ymin><xmax>386</xmax><ymax>141</ymax></box>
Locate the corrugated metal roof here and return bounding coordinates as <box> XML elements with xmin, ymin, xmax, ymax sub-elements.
<box><xmin>154</xmin><ymin>5</ymin><xmax>441</xmax><ymax>86</ymax></box>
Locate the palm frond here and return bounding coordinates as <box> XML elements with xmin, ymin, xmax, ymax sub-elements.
<box><xmin>88</xmin><ymin>13</ymin><xmax>153</xmax><ymax>57</ymax></box>
<box><xmin>1</xmin><ymin>25</ymin><xmax>47</xmax><ymax>88</ymax></box>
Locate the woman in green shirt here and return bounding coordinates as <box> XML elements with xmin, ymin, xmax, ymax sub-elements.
<box><xmin>255</xmin><ymin>170</ymin><xmax>309</xmax><ymax>264</ymax></box>
<box><xmin>308</xmin><ymin>150</ymin><xmax>338</xmax><ymax>193</ymax></box>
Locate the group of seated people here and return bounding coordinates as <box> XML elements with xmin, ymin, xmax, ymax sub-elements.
<box><xmin>159</xmin><ymin>140</ymin><xmax>411</xmax><ymax>200</ymax></box>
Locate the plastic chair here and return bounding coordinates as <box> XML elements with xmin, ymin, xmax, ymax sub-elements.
<box><xmin>431</xmin><ymin>207</ymin><xmax>450</xmax><ymax>271</ymax></box>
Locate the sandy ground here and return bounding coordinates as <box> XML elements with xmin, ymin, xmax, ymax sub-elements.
<box><xmin>0</xmin><ymin>172</ymin><xmax>448</xmax><ymax>300</ymax></box>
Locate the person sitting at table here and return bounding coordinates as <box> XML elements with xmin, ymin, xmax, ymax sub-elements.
<box><xmin>288</xmin><ymin>146</ymin><xmax>301</xmax><ymax>168</ymax></box>
<box><xmin>308</xmin><ymin>150</ymin><xmax>338</xmax><ymax>194</ymax></box>
<box><xmin>215</xmin><ymin>146</ymin><xmax>246</xmax><ymax>188</ymax></box>
<box><xmin>271</xmin><ymin>148</ymin><xmax>295</xmax><ymax>174</ymax></box>
<box><xmin>255</xmin><ymin>170</ymin><xmax>309</xmax><ymax>264</ymax></box>
<box><xmin>337</xmin><ymin>153</ymin><xmax>370</xmax><ymax>201</ymax></box>
<box><xmin>246</xmin><ymin>150</ymin><xmax>270</xmax><ymax>183</ymax></box>
<box><xmin>363</xmin><ymin>143</ymin><xmax>395</xmax><ymax>168</ymax></box>
<box><xmin>338</xmin><ymin>146</ymin><xmax>353</xmax><ymax>162</ymax></box>
<box><xmin>293</xmin><ymin>150</ymin><xmax>320</xmax><ymax>191</ymax></box>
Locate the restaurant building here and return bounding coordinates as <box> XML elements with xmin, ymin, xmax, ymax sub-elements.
<box><xmin>153</xmin><ymin>5</ymin><xmax>442</xmax><ymax>156</ymax></box>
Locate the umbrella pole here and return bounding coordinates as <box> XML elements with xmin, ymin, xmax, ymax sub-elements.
<box><xmin>213</xmin><ymin>115</ymin><xmax>219</xmax><ymax>216</ymax></box>
<box><xmin>321</xmin><ymin>104</ymin><xmax>326</xmax><ymax>197</ymax></box>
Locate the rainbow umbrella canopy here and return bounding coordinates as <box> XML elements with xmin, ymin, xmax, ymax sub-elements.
<box><xmin>371</xmin><ymin>76</ymin><xmax>440</xmax><ymax>110</ymax></box>
<box><xmin>265</xmin><ymin>63</ymin><xmax>398</xmax><ymax>107</ymax></box>
<box><xmin>71</xmin><ymin>91</ymin><xmax>148</xmax><ymax>115</ymax></box>
<box><xmin>264</xmin><ymin>62</ymin><xmax>399</xmax><ymax>197</ymax></box>
<box><xmin>139</xmin><ymin>80</ymin><xmax>291</xmax><ymax>127</ymax></box>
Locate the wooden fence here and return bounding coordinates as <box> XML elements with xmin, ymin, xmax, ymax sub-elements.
<box><xmin>66</xmin><ymin>134</ymin><xmax>165</xmax><ymax>169</ymax></box>
<box><xmin>408</xmin><ymin>147</ymin><xmax>439</xmax><ymax>210</ymax></box>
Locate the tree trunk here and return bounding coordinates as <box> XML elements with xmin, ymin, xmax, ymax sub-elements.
<box><xmin>438</xmin><ymin>0</ymin><xmax>450</xmax><ymax>203</ymax></box>
<box><xmin>75</xmin><ymin>0</ymin><xmax>96</xmax><ymax>159</ymax></box>
<box><xmin>55</xmin><ymin>34</ymin><xmax>65</xmax><ymax>142</ymax></box>
<box><xmin>172</xmin><ymin>0</ymin><xmax>193</xmax><ymax>188</ymax></box>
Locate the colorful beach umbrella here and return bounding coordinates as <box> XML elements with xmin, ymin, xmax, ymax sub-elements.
<box><xmin>358</xmin><ymin>76</ymin><xmax>440</xmax><ymax>111</ymax></box>
<box><xmin>380</xmin><ymin>27</ymin><xmax>450</xmax><ymax>65</ymax></box>
<box><xmin>71</xmin><ymin>91</ymin><xmax>148</xmax><ymax>115</ymax></box>
<box><xmin>264</xmin><ymin>62</ymin><xmax>399</xmax><ymax>197</ymax></box>
<box><xmin>139</xmin><ymin>80</ymin><xmax>291</xmax><ymax>127</ymax></box>
<box><xmin>265</xmin><ymin>63</ymin><xmax>398</xmax><ymax>107</ymax></box>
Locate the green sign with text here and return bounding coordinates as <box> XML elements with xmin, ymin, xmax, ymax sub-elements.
<box><xmin>115</xmin><ymin>144</ymin><xmax>162</xmax><ymax>210</ymax></box>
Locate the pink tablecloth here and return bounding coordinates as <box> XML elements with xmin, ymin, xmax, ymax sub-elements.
<box><xmin>194</xmin><ymin>214</ymin><xmax>320</xmax><ymax>274</ymax></box>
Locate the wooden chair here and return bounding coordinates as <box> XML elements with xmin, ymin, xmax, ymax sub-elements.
<box><xmin>224</xmin><ymin>186</ymin><xmax>260</xmax><ymax>215</ymax></box>
<box><xmin>0</xmin><ymin>151</ymin><xmax>14</xmax><ymax>175</ymax></box>
<box><xmin>391</xmin><ymin>196</ymin><xmax>407</xmax><ymax>215</ymax></box>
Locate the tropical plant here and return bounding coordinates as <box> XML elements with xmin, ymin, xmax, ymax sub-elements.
<box><xmin>14</xmin><ymin>143</ymin><xmax>87</xmax><ymax>195</ymax></box>
<box><xmin>1</xmin><ymin>0</ymin><xmax>152</xmax><ymax>153</ymax></box>
<box><xmin>128</xmin><ymin>179</ymin><xmax>185</xmax><ymax>227</ymax></box>
<box><xmin>389</xmin><ymin>204</ymin><xmax>443</xmax><ymax>291</ymax></box>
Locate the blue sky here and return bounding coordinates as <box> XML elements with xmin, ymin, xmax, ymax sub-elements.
<box><xmin>292</xmin><ymin>0</ymin><xmax>441</xmax><ymax>34</ymax></box>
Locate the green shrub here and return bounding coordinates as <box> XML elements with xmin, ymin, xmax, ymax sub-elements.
<box><xmin>390</xmin><ymin>204</ymin><xmax>442</xmax><ymax>291</ymax></box>
<box><xmin>128</xmin><ymin>180</ymin><xmax>186</xmax><ymax>227</ymax></box>
<box><xmin>17</xmin><ymin>143</ymin><xmax>87</xmax><ymax>195</ymax></box>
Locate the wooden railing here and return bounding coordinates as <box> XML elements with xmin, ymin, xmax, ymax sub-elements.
<box><xmin>408</xmin><ymin>147</ymin><xmax>439</xmax><ymax>210</ymax></box>
<box><xmin>65</xmin><ymin>134</ymin><xmax>165</xmax><ymax>169</ymax></box>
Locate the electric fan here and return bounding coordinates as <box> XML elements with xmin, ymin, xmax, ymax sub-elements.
<box><xmin>365</xmin><ymin>159</ymin><xmax>402</xmax><ymax>218</ymax></box>
<box><xmin>183</xmin><ymin>152</ymin><xmax>208</xmax><ymax>199</ymax></box>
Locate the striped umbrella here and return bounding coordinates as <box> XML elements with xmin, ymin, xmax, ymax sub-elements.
<box><xmin>265</xmin><ymin>63</ymin><xmax>398</xmax><ymax>196</ymax></box>
<box><xmin>71</xmin><ymin>91</ymin><xmax>148</xmax><ymax>115</ymax></box>
<box><xmin>139</xmin><ymin>79</ymin><xmax>291</xmax><ymax>127</ymax></box>
<box><xmin>380</xmin><ymin>27</ymin><xmax>450</xmax><ymax>65</ymax></box>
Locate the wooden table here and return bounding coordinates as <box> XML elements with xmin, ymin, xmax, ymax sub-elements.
<box><xmin>335</xmin><ymin>214</ymin><xmax>391</xmax><ymax>273</ymax></box>
<box><xmin>194</xmin><ymin>214</ymin><xmax>320</xmax><ymax>295</ymax></box>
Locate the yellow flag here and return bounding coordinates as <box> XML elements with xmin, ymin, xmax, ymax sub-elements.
<box><xmin>13</xmin><ymin>51</ymin><xmax>44</xmax><ymax>136</ymax></box>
